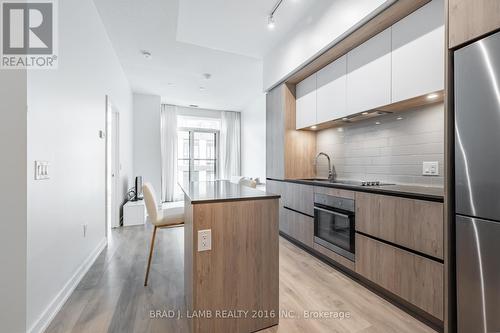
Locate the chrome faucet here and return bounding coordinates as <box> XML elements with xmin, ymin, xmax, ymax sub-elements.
<box><xmin>315</xmin><ymin>152</ymin><xmax>337</xmax><ymax>182</ymax></box>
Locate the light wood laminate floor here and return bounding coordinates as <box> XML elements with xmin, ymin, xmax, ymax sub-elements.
<box><xmin>46</xmin><ymin>225</ymin><xmax>435</xmax><ymax>333</ymax></box>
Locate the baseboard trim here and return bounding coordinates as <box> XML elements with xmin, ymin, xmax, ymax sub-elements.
<box><xmin>29</xmin><ymin>238</ymin><xmax>107</xmax><ymax>333</ymax></box>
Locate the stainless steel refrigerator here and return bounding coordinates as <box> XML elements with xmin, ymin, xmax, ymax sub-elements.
<box><xmin>455</xmin><ymin>30</ymin><xmax>500</xmax><ymax>333</ymax></box>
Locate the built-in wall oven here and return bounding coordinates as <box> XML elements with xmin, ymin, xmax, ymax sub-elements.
<box><xmin>313</xmin><ymin>193</ymin><xmax>355</xmax><ymax>261</ymax></box>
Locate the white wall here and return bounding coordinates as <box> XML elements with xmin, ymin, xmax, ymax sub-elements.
<box><xmin>133</xmin><ymin>93</ymin><xmax>161</xmax><ymax>199</ymax></box>
<box><xmin>0</xmin><ymin>71</ymin><xmax>28</xmax><ymax>333</ymax></box>
<box><xmin>263</xmin><ymin>0</ymin><xmax>390</xmax><ymax>90</ymax></box>
<box><xmin>241</xmin><ymin>94</ymin><xmax>266</xmax><ymax>182</ymax></box>
<box><xmin>26</xmin><ymin>0</ymin><xmax>133</xmax><ymax>331</ymax></box>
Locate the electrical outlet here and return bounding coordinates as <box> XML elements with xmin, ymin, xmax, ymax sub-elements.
<box><xmin>197</xmin><ymin>229</ymin><xmax>212</xmax><ymax>252</ymax></box>
<box><xmin>422</xmin><ymin>161</ymin><xmax>439</xmax><ymax>176</ymax></box>
<box><xmin>83</xmin><ymin>224</ymin><xmax>88</xmax><ymax>237</ymax></box>
<box><xmin>35</xmin><ymin>161</ymin><xmax>50</xmax><ymax>180</ymax></box>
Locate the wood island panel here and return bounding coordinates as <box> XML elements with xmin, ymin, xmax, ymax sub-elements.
<box><xmin>184</xmin><ymin>198</ymin><xmax>279</xmax><ymax>333</ymax></box>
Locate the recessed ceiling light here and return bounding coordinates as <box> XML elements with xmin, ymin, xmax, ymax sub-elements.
<box><xmin>362</xmin><ymin>112</ymin><xmax>369</xmax><ymax>116</ymax></box>
<box><xmin>267</xmin><ymin>15</ymin><xmax>275</xmax><ymax>30</ymax></box>
<box><xmin>375</xmin><ymin>121</ymin><xmax>381</xmax><ymax>125</ymax></box>
<box><xmin>427</xmin><ymin>93</ymin><xmax>439</xmax><ymax>100</ymax></box>
<box><xmin>310</xmin><ymin>125</ymin><xmax>317</xmax><ymax>130</ymax></box>
<box><xmin>189</xmin><ymin>104</ymin><xmax>199</xmax><ymax>108</ymax></box>
<box><xmin>140</xmin><ymin>50</ymin><xmax>152</xmax><ymax>59</ymax></box>
<box><xmin>397</xmin><ymin>116</ymin><xmax>403</xmax><ymax>120</ymax></box>
<box><xmin>342</xmin><ymin>117</ymin><xmax>349</xmax><ymax>121</ymax></box>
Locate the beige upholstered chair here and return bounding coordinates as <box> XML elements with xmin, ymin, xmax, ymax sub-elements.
<box><xmin>143</xmin><ymin>183</ymin><xmax>184</xmax><ymax>286</ymax></box>
<box><xmin>239</xmin><ymin>178</ymin><xmax>257</xmax><ymax>188</ymax></box>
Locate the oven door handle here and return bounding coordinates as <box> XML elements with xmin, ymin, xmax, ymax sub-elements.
<box><xmin>314</xmin><ymin>206</ymin><xmax>351</xmax><ymax>219</ymax></box>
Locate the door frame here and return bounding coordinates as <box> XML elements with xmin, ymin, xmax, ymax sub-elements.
<box><xmin>105</xmin><ymin>95</ymin><xmax>121</xmax><ymax>238</ymax></box>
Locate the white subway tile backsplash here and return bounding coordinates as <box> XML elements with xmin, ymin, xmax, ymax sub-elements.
<box><xmin>316</xmin><ymin>103</ymin><xmax>444</xmax><ymax>187</ymax></box>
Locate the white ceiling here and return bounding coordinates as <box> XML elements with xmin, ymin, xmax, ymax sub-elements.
<box><xmin>176</xmin><ymin>0</ymin><xmax>318</xmax><ymax>59</ymax></box>
<box><xmin>93</xmin><ymin>0</ymin><xmax>318</xmax><ymax>111</ymax></box>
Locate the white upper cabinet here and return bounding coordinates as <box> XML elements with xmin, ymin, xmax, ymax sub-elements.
<box><xmin>391</xmin><ymin>0</ymin><xmax>444</xmax><ymax>103</ymax></box>
<box><xmin>316</xmin><ymin>55</ymin><xmax>347</xmax><ymax>124</ymax></box>
<box><xmin>346</xmin><ymin>28</ymin><xmax>392</xmax><ymax>114</ymax></box>
<box><xmin>296</xmin><ymin>73</ymin><xmax>317</xmax><ymax>129</ymax></box>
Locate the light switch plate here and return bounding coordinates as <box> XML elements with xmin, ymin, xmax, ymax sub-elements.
<box><xmin>422</xmin><ymin>161</ymin><xmax>439</xmax><ymax>176</ymax></box>
<box><xmin>198</xmin><ymin>229</ymin><xmax>212</xmax><ymax>252</ymax></box>
<box><xmin>35</xmin><ymin>161</ymin><xmax>50</xmax><ymax>180</ymax></box>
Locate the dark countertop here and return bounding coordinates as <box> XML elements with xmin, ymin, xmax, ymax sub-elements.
<box><xmin>180</xmin><ymin>180</ymin><xmax>281</xmax><ymax>204</ymax></box>
<box><xmin>269</xmin><ymin>178</ymin><xmax>444</xmax><ymax>202</ymax></box>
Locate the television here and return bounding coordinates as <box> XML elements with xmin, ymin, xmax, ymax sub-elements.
<box><xmin>134</xmin><ymin>176</ymin><xmax>143</xmax><ymax>201</ymax></box>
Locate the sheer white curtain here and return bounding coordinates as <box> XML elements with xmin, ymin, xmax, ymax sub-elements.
<box><xmin>160</xmin><ymin>104</ymin><xmax>178</xmax><ymax>202</ymax></box>
<box><xmin>219</xmin><ymin>111</ymin><xmax>241</xmax><ymax>180</ymax></box>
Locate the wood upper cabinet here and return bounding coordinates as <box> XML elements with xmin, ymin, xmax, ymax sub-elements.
<box><xmin>356</xmin><ymin>234</ymin><xmax>444</xmax><ymax>320</ymax></box>
<box><xmin>347</xmin><ymin>28</ymin><xmax>391</xmax><ymax>114</ymax></box>
<box><xmin>266</xmin><ymin>84</ymin><xmax>316</xmax><ymax>179</ymax></box>
<box><xmin>355</xmin><ymin>192</ymin><xmax>444</xmax><ymax>259</ymax></box>
<box><xmin>316</xmin><ymin>55</ymin><xmax>347</xmax><ymax>124</ymax></box>
<box><xmin>392</xmin><ymin>0</ymin><xmax>444</xmax><ymax>103</ymax></box>
<box><xmin>449</xmin><ymin>0</ymin><xmax>500</xmax><ymax>49</ymax></box>
<box><xmin>295</xmin><ymin>73</ymin><xmax>317</xmax><ymax>129</ymax></box>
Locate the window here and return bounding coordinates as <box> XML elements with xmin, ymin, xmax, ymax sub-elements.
<box><xmin>177</xmin><ymin>128</ymin><xmax>219</xmax><ymax>185</ymax></box>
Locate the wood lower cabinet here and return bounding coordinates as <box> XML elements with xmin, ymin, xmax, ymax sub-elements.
<box><xmin>355</xmin><ymin>234</ymin><xmax>444</xmax><ymax>320</ymax></box>
<box><xmin>282</xmin><ymin>208</ymin><xmax>314</xmax><ymax>248</ymax></box>
<box><xmin>266</xmin><ymin>179</ymin><xmax>284</xmax><ymax>197</ymax></box>
<box><xmin>268</xmin><ymin>180</ymin><xmax>314</xmax><ymax>243</ymax></box>
<box><xmin>449</xmin><ymin>0</ymin><xmax>500</xmax><ymax>48</ymax></box>
<box><xmin>283</xmin><ymin>182</ymin><xmax>314</xmax><ymax>216</ymax></box>
<box><xmin>355</xmin><ymin>192</ymin><xmax>444</xmax><ymax>259</ymax></box>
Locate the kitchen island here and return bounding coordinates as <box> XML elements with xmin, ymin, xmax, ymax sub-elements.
<box><xmin>180</xmin><ymin>180</ymin><xmax>280</xmax><ymax>333</ymax></box>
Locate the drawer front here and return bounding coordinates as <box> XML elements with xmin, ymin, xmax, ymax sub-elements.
<box><xmin>314</xmin><ymin>186</ymin><xmax>355</xmax><ymax>199</ymax></box>
<box><xmin>266</xmin><ymin>180</ymin><xmax>288</xmax><ymax>234</ymax></box>
<box><xmin>355</xmin><ymin>192</ymin><xmax>443</xmax><ymax>259</ymax></box>
<box><xmin>266</xmin><ymin>180</ymin><xmax>284</xmax><ymax>197</ymax></box>
<box><xmin>283</xmin><ymin>182</ymin><xmax>314</xmax><ymax>216</ymax></box>
<box><xmin>278</xmin><ymin>206</ymin><xmax>288</xmax><ymax>234</ymax></box>
<box><xmin>283</xmin><ymin>208</ymin><xmax>314</xmax><ymax>248</ymax></box>
<box><xmin>355</xmin><ymin>234</ymin><xmax>444</xmax><ymax>320</ymax></box>
<box><xmin>313</xmin><ymin>242</ymin><xmax>355</xmax><ymax>271</ymax></box>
